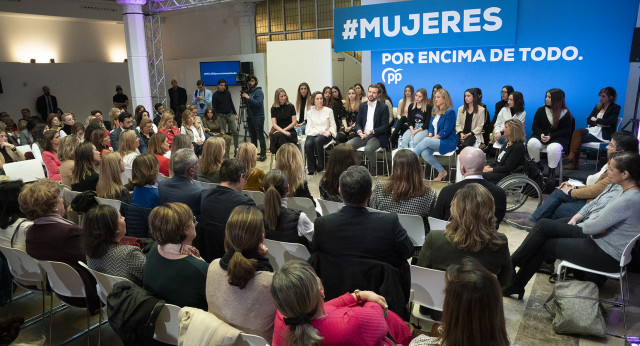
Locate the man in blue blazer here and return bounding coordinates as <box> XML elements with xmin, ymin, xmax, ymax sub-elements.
<box><xmin>158</xmin><ymin>148</ymin><xmax>203</xmax><ymax>216</ymax></box>
<box><xmin>109</xmin><ymin>112</ymin><xmax>147</xmax><ymax>154</ymax></box>
<box><xmin>347</xmin><ymin>84</ymin><xmax>389</xmax><ymax>175</ymax></box>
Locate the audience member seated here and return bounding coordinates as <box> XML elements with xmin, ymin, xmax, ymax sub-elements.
<box><xmin>198</xmin><ymin>137</ymin><xmax>225</xmax><ymax>183</ymax></box>
<box><xmin>276</xmin><ymin>143</ymin><xmax>315</xmax><ymax>205</ymax></box>
<box><xmin>180</xmin><ymin>110</ymin><xmax>205</xmax><ymax>155</ymax></box>
<box><xmin>319</xmin><ymin>143</ymin><xmax>358</xmax><ymax>202</ymax></box>
<box><xmin>71</xmin><ymin>123</ymin><xmax>85</xmax><ymax>142</ymax></box>
<box><xmin>271</xmin><ymin>260</ymin><xmax>412</xmax><ymax>346</ymax></box>
<box><xmin>504</xmin><ymin>152</ymin><xmax>640</xmax><ymax>300</ymax></box>
<box><xmin>20</xmin><ymin>179</ymin><xmax>100</xmax><ymax>313</ymax></box>
<box><xmin>30</xmin><ymin>123</ymin><xmax>47</xmax><ymax>166</ymax></box>
<box><xmin>513</xmin><ymin>131</ymin><xmax>639</xmax><ymax>230</ymax></box>
<box><xmin>159</xmin><ymin>148</ymin><xmax>203</xmax><ymax>216</ymax></box>
<box><xmin>413</xmin><ymin>88</ymin><xmax>457</xmax><ymax>181</ymax></box>
<box><xmin>118</xmin><ymin>130</ymin><xmax>140</xmax><ymax>170</ymax></box>
<box><xmin>200</xmin><ymin>158</ymin><xmax>256</xmax><ymax>262</ymax></box>
<box><xmin>390</xmin><ymin>85</ymin><xmax>414</xmax><ymax>147</ymax></box>
<box><xmin>131</xmin><ymin>154</ymin><xmax>160</xmax><ymax>209</ymax></box>
<box><xmin>206</xmin><ymin>205</ymin><xmax>276</xmax><ymax>342</ymax></box>
<box><xmin>135</xmin><ymin>109</ymin><xmax>158</xmax><ymax>134</ymax></box>
<box><xmin>0</xmin><ymin>130</ymin><xmax>25</xmax><ymax>175</ymax></box>
<box><xmin>260</xmin><ymin>170</ymin><xmax>313</xmax><ymax>248</ymax></box>
<box><xmin>313</xmin><ymin>166</ymin><xmax>413</xmax><ymax>288</ymax></box>
<box><xmin>236</xmin><ymin>142</ymin><xmax>265</xmax><ymax>192</ymax></box>
<box><xmin>84</xmin><ymin>205</ymin><xmax>145</xmax><ymax>286</ymax></box>
<box><xmin>59</xmin><ymin>113</ymin><xmax>75</xmax><ymax>137</ymax></box>
<box><xmin>527</xmin><ymin>88</ymin><xmax>574</xmax><ymax>186</ymax></box>
<box><xmin>42</xmin><ymin>130</ymin><xmax>62</xmax><ymax>181</ymax></box>
<box><xmin>144</xmin><ymin>202</ymin><xmax>207</xmax><ymax>309</ymax></box>
<box><xmin>19</xmin><ymin>118</ymin><xmax>37</xmax><ymax>146</ymax></box>
<box><xmin>565</xmin><ymin>87</ymin><xmax>620</xmax><ymax>170</ymax></box>
<box><xmin>432</xmin><ymin>147</ymin><xmax>506</xmax><ymax>228</ymax></box>
<box><xmin>201</xmin><ymin>107</ymin><xmax>232</xmax><ymax>159</ymax></box>
<box><xmin>58</xmin><ymin>135</ymin><xmax>80</xmax><ymax>186</ymax></box>
<box><xmin>270</xmin><ymin>88</ymin><xmax>298</xmax><ymax>155</ymax></box>
<box><xmin>337</xmin><ymin>87</ymin><xmax>359</xmax><ymax>144</ymax></box>
<box><xmin>305</xmin><ymin>91</ymin><xmax>337</xmax><ymax>175</ymax></box>
<box><xmin>370</xmin><ymin>149</ymin><xmax>436</xmax><ymax>233</ymax></box>
<box><xmin>493</xmin><ymin>91</ymin><xmax>526</xmax><ymax>146</ymax></box>
<box><xmin>398</xmin><ymin>88</ymin><xmax>431</xmax><ymax>149</ymax></box>
<box><xmin>168</xmin><ymin>134</ymin><xmax>192</xmax><ymax>176</ymax></box>
<box><xmin>411</xmin><ymin>258</ymin><xmax>511</xmax><ymax>346</ymax></box>
<box><xmin>148</xmin><ymin>133</ymin><xmax>170</xmax><ymax>177</ymax></box>
<box><xmin>482</xmin><ymin>118</ymin><xmax>527</xmax><ymax>184</ymax></box>
<box><xmin>96</xmin><ymin>152</ymin><xmax>131</xmax><ymax>203</ymax></box>
<box><xmin>157</xmin><ymin>112</ymin><xmax>180</xmax><ymax>148</ymax></box>
<box><xmin>46</xmin><ymin>113</ymin><xmax>61</xmax><ymax>133</ymax></box>
<box><xmin>138</xmin><ymin>118</ymin><xmax>155</xmax><ymax>149</ymax></box>
<box><xmin>71</xmin><ymin>142</ymin><xmax>101</xmax><ymax>192</ymax></box>
<box><xmin>0</xmin><ymin>180</ymin><xmax>31</xmax><ymax>251</ymax></box>
<box><xmin>455</xmin><ymin>88</ymin><xmax>485</xmax><ymax>152</ymax></box>
<box><xmin>91</xmin><ymin>128</ymin><xmax>111</xmax><ymax>157</ymax></box>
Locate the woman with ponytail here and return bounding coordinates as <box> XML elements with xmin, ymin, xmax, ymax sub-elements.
<box><xmin>260</xmin><ymin>170</ymin><xmax>314</xmax><ymax>248</ymax></box>
<box><xmin>206</xmin><ymin>205</ymin><xmax>276</xmax><ymax>342</ymax></box>
<box><xmin>271</xmin><ymin>260</ymin><xmax>412</xmax><ymax>346</ymax></box>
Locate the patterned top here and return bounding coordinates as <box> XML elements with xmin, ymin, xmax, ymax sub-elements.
<box><xmin>369</xmin><ymin>181</ymin><xmax>437</xmax><ymax>232</ymax></box>
<box><xmin>87</xmin><ymin>244</ymin><xmax>146</xmax><ymax>286</ymax></box>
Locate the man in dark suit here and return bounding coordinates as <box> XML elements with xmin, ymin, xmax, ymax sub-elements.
<box><xmin>109</xmin><ymin>112</ymin><xmax>146</xmax><ymax>153</ymax></box>
<box><xmin>347</xmin><ymin>84</ymin><xmax>390</xmax><ymax>176</ymax></box>
<box><xmin>312</xmin><ymin>165</ymin><xmax>413</xmax><ymax>285</ymax></box>
<box><xmin>158</xmin><ymin>148</ymin><xmax>203</xmax><ymax>215</ymax></box>
<box><xmin>432</xmin><ymin>147</ymin><xmax>507</xmax><ymax>228</ymax></box>
<box><xmin>35</xmin><ymin>86</ymin><xmax>58</xmax><ymax>121</ymax></box>
<box><xmin>199</xmin><ymin>158</ymin><xmax>255</xmax><ymax>262</ymax></box>
<box><xmin>168</xmin><ymin>79</ymin><xmax>187</xmax><ymax>124</ymax></box>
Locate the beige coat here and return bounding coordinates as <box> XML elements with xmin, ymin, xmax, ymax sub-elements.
<box><xmin>178</xmin><ymin>307</ymin><xmax>241</xmax><ymax>346</ymax></box>
<box><xmin>456</xmin><ymin>105</ymin><xmax>486</xmax><ymax>143</ymax></box>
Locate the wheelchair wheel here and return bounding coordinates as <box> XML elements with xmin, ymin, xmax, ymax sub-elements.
<box><xmin>497</xmin><ymin>174</ymin><xmax>542</xmax><ymax>213</ymax></box>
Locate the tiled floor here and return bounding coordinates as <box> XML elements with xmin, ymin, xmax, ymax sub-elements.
<box><xmin>4</xmin><ymin>143</ymin><xmax>639</xmax><ymax>345</ymax></box>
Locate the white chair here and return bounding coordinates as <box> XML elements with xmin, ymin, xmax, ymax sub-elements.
<box><xmin>427</xmin><ymin>217</ymin><xmax>449</xmax><ymax>232</ymax></box>
<box><xmin>427</xmin><ymin>150</ymin><xmax>456</xmax><ymax>183</ymax></box>
<box><xmin>243</xmin><ymin>190</ymin><xmax>265</xmax><ymax>206</ymax></box>
<box><xmin>15</xmin><ymin>145</ymin><xmax>31</xmax><ymax>155</ymax></box>
<box><xmin>409</xmin><ymin>265</ymin><xmax>446</xmax><ymax>325</ymax></box>
<box><xmin>322</xmin><ymin>138</ymin><xmax>337</xmax><ymax>167</ymax></box>
<box><xmin>60</xmin><ymin>186</ymin><xmax>81</xmax><ymax>209</ymax></box>
<box><xmin>287</xmin><ymin>196</ymin><xmax>317</xmax><ymax>222</ymax></box>
<box><xmin>95</xmin><ymin>197</ymin><xmax>122</xmax><ymax>212</ymax></box>
<box><xmin>194</xmin><ymin>180</ymin><xmax>218</xmax><ymax>189</ymax></box>
<box><xmin>39</xmin><ymin>260</ymin><xmax>101</xmax><ymax>346</ymax></box>
<box><xmin>357</xmin><ymin>146</ymin><xmax>390</xmax><ymax>176</ymax></box>
<box><xmin>123</xmin><ymin>168</ymin><xmax>133</xmax><ymax>181</ymax></box>
<box><xmin>157</xmin><ymin>173</ymin><xmax>170</xmax><ymax>182</ymax></box>
<box><xmin>0</xmin><ymin>246</ymin><xmax>49</xmax><ymax>321</ymax></box>
<box><xmin>263</xmin><ymin>239</ymin><xmax>311</xmax><ymax>272</ymax></box>
<box><xmin>397</xmin><ymin>213</ymin><xmax>425</xmax><ymax>247</ymax></box>
<box><xmin>317</xmin><ymin>199</ymin><xmax>343</xmax><ymax>216</ymax></box>
<box><xmin>2</xmin><ymin>159</ymin><xmax>45</xmax><ymax>182</ymax></box>
<box><xmin>153</xmin><ymin>303</ymin><xmax>181</xmax><ymax>345</ymax></box>
<box><xmin>78</xmin><ymin>262</ymin><xmax>130</xmax><ymax>305</ymax></box>
<box><xmin>235</xmin><ymin>333</ymin><xmax>269</xmax><ymax>346</ymax></box>
<box><xmin>556</xmin><ymin>233</ymin><xmax>640</xmax><ymax>338</ymax></box>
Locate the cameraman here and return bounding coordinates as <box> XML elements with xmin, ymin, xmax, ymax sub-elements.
<box><xmin>241</xmin><ymin>75</ymin><xmax>267</xmax><ymax>161</ymax></box>
<box><xmin>192</xmin><ymin>80</ymin><xmax>212</xmax><ymax>118</ymax></box>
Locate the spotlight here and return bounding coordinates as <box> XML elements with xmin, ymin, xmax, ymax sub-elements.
<box><xmin>50</xmin><ymin>59</ymin><xmax>55</xmax><ymax>63</ymax></box>
<box><xmin>124</xmin><ymin>58</ymin><xmax>128</xmax><ymax>63</ymax></box>
<box><xmin>30</xmin><ymin>59</ymin><xmax>36</xmax><ymax>63</ymax></box>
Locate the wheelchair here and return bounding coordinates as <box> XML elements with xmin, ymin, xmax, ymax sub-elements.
<box><xmin>496</xmin><ymin>173</ymin><xmax>543</xmax><ymax>213</ymax></box>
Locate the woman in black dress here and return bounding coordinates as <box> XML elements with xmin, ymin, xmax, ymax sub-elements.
<box><xmin>337</xmin><ymin>87</ymin><xmax>359</xmax><ymax>143</ymax></box>
<box><xmin>270</xmin><ymin>88</ymin><xmax>298</xmax><ymax>155</ymax></box>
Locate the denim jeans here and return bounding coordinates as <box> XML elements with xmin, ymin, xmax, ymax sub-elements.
<box><xmin>399</xmin><ymin>129</ymin><xmax>429</xmax><ymax>149</ymax></box>
<box><xmin>529</xmin><ymin>189</ymin><xmax>587</xmax><ymax>222</ymax></box>
<box><xmin>413</xmin><ymin>137</ymin><xmax>443</xmax><ymax>172</ymax></box>
<box><xmin>247</xmin><ymin>116</ymin><xmax>266</xmax><ymax>155</ymax></box>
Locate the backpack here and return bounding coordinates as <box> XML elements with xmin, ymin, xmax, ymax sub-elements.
<box><xmin>107</xmin><ymin>281</ymin><xmax>165</xmax><ymax>346</ymax></box>
<box><xmin>515</xmin><ymin>154</ymin><xmax>546</xmax><ymax>193</ymax></box>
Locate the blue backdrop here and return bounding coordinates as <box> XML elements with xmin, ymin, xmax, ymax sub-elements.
<box><xmin>366</xmin><ymin>0</ymin><xmax>639</xmax><ymax>135</ymax></box>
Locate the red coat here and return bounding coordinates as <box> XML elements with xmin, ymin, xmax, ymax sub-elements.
<box><xmin>158</xmin><ymin>127</ymin><xmax>180</xmax><ymax>148</ymax></box>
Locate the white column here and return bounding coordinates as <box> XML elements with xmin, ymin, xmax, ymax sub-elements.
<box><xmin>117</xmin><ymin>0</ymin><xmax>152</xmax><ymax>113</ymax></box>
<box><xmin>235</xmin><ymin>2</ymin><xmax>256</xmax><ymax>54</ymax></box>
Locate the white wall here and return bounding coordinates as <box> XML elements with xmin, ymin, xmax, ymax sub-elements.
<box><xmin>0</xmin><ymin>62</ymin><xmax>130</xmax><ymax>122</ymax></box>
<box><xmin>332</xmin><ymin>52</ymin><xmax>362</xmax><ymax>95</ymax></box>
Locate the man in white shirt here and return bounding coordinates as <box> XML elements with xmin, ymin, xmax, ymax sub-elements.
<box><xmin>192</xmin><ymin>80</ymin><xmax>212</xmax><ymax>118</ymax></box>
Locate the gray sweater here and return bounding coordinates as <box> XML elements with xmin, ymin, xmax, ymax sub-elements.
<box><xmin>578</xmin><ymin>184</ymin><xmax>640</xmax><ymax>261</ymax></box>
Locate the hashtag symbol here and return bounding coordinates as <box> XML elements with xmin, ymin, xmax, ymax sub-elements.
<box><xmin>342</xmin><ymin>19</ymin><xmax>358</xmax><ymax>40</ymax></box>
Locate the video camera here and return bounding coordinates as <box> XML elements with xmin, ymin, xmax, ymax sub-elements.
<box><xmin>236</xmin><ymin>73</ymin><xmax>251</xmax><ymax>92</ymax></box>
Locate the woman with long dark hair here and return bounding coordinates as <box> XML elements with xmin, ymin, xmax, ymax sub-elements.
<box><xmin>319</xmin><ymin>144</ymin><xmax>358</xmax><ymax>202</ymax></box>
<box><xmin>493</xmin><ymin>91</ymin><xmax>526</xmax><ymax>146</ymax></box>
<box><xmin>71</xmin><ymin>141</ymin><xmax>101</xmax><ymax>192</ymax></box>
<box><xmin>455</xmin><ymin>88</ymin><xmax>485</xmax><ymax>152</ymax></box>
<box><xmin>390</xmin><ymin>85</ymin><xmax>415</xmax><ymax>147</ymax></box>
<box><xmin>202</xmin><ymin>107</ymin><xmax>232</xmax><ymax>158</ymax></box>
<box><xmin>305</xmin><ymin>91</ymin><xmax>337</xmax><ymax>175</ymax></box>
<box><xmin>295</xmin><ymin>82</ymin><xmax>311</xmax><ymax>137</ymax></box>
<box><xmin>42</xmin><ymin>130</ymin><xmax>62</xmax><ymax>181</ymax></box>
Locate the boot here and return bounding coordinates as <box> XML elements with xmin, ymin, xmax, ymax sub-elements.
<box><xmin>547</xmin><ymin>168</ymin><xmax>557</xmax><ymax>188</ymax></box>
<box><xmin>563</xmin><ymin>130</ymin><xmax>583</xmax><ymax>170</ymax></box>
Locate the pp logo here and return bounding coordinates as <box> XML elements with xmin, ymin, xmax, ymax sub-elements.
<box><xmin>382</xmin><ymin>68</ymin><xmax>403</xmax><ymax>84</ymax></box>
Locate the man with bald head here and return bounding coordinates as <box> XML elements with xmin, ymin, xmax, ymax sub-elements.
<box><xmin>432</xmin><ymin>147</ymin><xmax>506</xmax><ymax>228</ymax></box>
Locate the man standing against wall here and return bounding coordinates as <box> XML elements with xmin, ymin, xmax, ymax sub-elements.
<box><xmin>168</xmin><ymin>79</ymin><xmax>187</xmax><ymax>118</ymax></box>
<box><xmin>113</xmin><ymin>85</ymin><xmax>129</xmax><ymax>110</ymax></box>
<box><xmin>241</xmin><ymin>76</ymin><xmax>266</xmax><ymax>161</ymax></box>
<box><xmin>36</xmin><ymin>86</ymin><xmax>58</xmax><ymax>121</ymax></box>
<box><xmin>192</xmin><ymin>80</ymin><xmax>212</xmax><ymax>118</ymax></box>
<box><xmin>212</xmin><ymin>79</ymin><xmax>239</xmax><ymax>155</ymax></box>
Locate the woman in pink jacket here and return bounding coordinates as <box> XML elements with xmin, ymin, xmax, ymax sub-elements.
<box><xmin>42</xmin><ymin>130</ymin><xmax>62</xmax><ymax>181</ymax></box>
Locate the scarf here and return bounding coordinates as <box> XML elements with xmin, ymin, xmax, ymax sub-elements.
<box><xmin>219</xmin><ymin>249</ymin><xmax>273</xmax><ymax>273</ymax></box>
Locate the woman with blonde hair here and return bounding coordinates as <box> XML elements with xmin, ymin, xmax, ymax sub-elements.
<box><xmin>42</xmin><ymin>130</ymin><xmax>62</xmax><ymax>181</ymax></box>
<box><xmin>275</xmin><ymin>143</ymin><xmax>314</xmax><ymax>203</ymax></box>
<box><xmin>206</xmin><ymin>205</ymin><xmax>276</xmax><ymax>342</ymax></box>
<box><xmin>108</xmin><ymin>107</ymin><xmax>122</xmax><ymax>131</ymax></box>
<box><xmin>148</xmin><ymin>133</ymin><xmax>170</xmax><ymax>177</ymax></box>
<box><xmin>270</xmin><ymin>88</ymin><xmax>298</xmax><ymax>155</ymax></box>
<box><xmin>202</xmin><ymin>107</ymin><xmax>232</xmax><ymax>158</ymax></box>
<box><xmin>236</xmin><ymin>142</ymin><xmax>265</xmax><ymax>191</ymax></box>
<box><xmin>261</xmin><ymin>170</ymin><xmax>313</xmax><ymax>247</ymax></box>
<box><xmin>337</xmin><ymin>88</ymin><xmax>359</xmax><ymax>143</ymax></box>
<box><xmin>58</xmin><ymin>134</ymin><xmax>81</xmax><ymax>186</ymax></box>
<box><xmin>131</xmin><ymin>154</ymin><xmax>160</xmax><ymax>208</ymax></box>
<box><xmin>483</xmin><ymin>118</ymin><xmax>527</xmax><ymax>184</ymax></box>
<box><xmin>198</xmin><ymin>137</ymin><xmax>225</xmax><ymax>183</ymax></box>
<box><xmin>180</xmin><ymin>110</ymin><xmax>205</xmax><ymax>155</ymax></box>
<box><xmin>158</xmin><ymin>111</ymin><xmax>180</xmax><ymax>148</ymax></box>
<box><xmin>370</xmin><ymin>149</ymin><xmax>436</xmax><ymax>232</ymax></box>
<box><xmin>413</xmin><ymin>88</ymin><xmax>457</xmax><ymax>181</ymax></box>
<box><xmin>96</xmin><ymin>152</ymin><xmax>131</xmax><ymax>203</ymax></box>
<box><xmin>139</xmin><ymin>117</ymin><xmax>155</xmax><ymax>149</ymax></box>
<box><xmin>118</xmin><ymin>130</ymin><xmax>140</xmax><ymax>170</ymax></box>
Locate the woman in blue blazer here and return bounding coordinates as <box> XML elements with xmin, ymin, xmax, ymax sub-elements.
<box><xmin>414</xmin><ymin>89</ymin><xmax>457</xmax><ymax>181</ymax></box>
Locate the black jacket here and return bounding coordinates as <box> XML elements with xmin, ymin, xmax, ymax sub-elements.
<box><xmin>355</xmin><ymin>101</ymin><xmax>390</xmax><ymax>148</ymax></box>
<box><xmin>586</xmin><ymin>103</ymin><xmax>620</xmax><ymax>140</ymax></box>
<box><xmin>107</xmin><ymin>281</ymin><xmax>165</xmax><ymax>346</ymax></box>
<box><xmin>531</xmin><ymin>106</ymin><xmax>574</xmax><ymax>150</ymax></box>
<box><xmin>432</xmin><ymin>179</ymin><xmax>507</xmax><ymax>228</ymax></box>
<box><xmin>491</xmin><ymin>142</ymin><xmax>526</xmax><ymax>174</ymax></box>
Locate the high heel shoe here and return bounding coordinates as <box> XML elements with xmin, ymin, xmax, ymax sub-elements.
<box><xmin>434</xmin><ymin>170</ymin><xmax>448</xmax><ymax>182</ymax></box>
<box><xmin>502</xmin><ymin>285</ymin><xmax>524</xmax><ymax>300</ymax></box>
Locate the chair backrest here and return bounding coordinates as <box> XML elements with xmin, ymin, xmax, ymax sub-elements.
<box><xmin>287</xmin><ymin>197</ymin><xmax>317</xmax><ymax>222</ymax></box>
<box><xmin>397</xmin><ymin>213</ymin><xmax>425</xmax><ymax>247</ymax></box>
<box><xmin>95</xmin><ymin>197</ymin><xmax>122</xmax><ymax>212</ymax></box>
<box><xmin>157</xmin><ymin>173</ymin><xmax>169</xmax><ymax>183</ymax></box>
<box><xmin>428</xmin><ymin>217</ymin><xmax>449</xmax><ymax>232</ymax></box>
<box><xmin>409</xmin><ymin>265</ymin><xmax>446</xmax><ymax>311</ymax></box>
<box><xmin>194</xmin><ymin>180</ymin><xmax>218</xmax><ymax>190</ymax></box>
<box><xmin>0</xmin><ymin>246</ymin><xmax>47</xmax><ymax>290</ymax></box>
<box><xmin>263</xmin><ymin>239</ymin><xmax>311</xmax><ymax>272</ymax></box>
<box><xmin>243</xmin><ymin>190</ymin><xmax>265</xmax><ymax>206</ymax></box>
<box><xmin>235</xmin><ymin>333</ymin><xmax>269</xmax><ymax>346</ymax></box>
<box><xmin>123</xmin><ymin>168</ymin><xmax>133</xmax><ymax>181</ymax></box>
<box><xmin>15</xmin><ymin>145</ymin><xmax>31</xmax><ymax>155</ymax></box>
<box><xmin>3</xmin><ymin>159</ymin><xmax>45</xmax><ymax>182</ymax></box>
<box><xmin>153</xmin><ymin>303</ymin><xmax>181</xmax><ymax>345</ymax></box>
<box><xmin>61</xmin><ymin>186</ymin><xmax>81</xmax><ymax>209</ymax></box>
<box><xmin>317</xmin><ymin>199</ymin><xmax>343</xmax><ymax>216</ymax></box>
<box><xmin>621</xmin><ymin>233</ymin><xmax>640</xmax><ymax>267</ymax></box>
<box><xmin>78</xmin><ymin>261</ymin><xmax>130</xmax><ymax>305</ymax></box>
<box><xmin>39</xmin><ymin>260</ymin><xmax>86</xmax><ymax>299</ymax></box>
<box><xmin>616</xmin><ymin>117</ymin><xmax>623</xmax><ymax>130</ymax></box>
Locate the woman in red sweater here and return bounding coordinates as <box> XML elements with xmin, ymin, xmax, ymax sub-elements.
<box><xmin>42</xmin><ymin>130</ymin><xmax>62</xmax><ymax>181</ymax></box>
<box><xmin>148</xmin><ymin>133</ymin><xmax>170</xmax><ymax>177</ymax></box>
<box><xmin>271</xmin><ymin>261</ymin><xmax>411</xmax><ymax>346</ymax></box>
<box><xmin>157</xmin><ymin>112</ymin><xmax>180</xmax><ymax>148</ymax></box>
